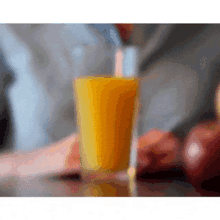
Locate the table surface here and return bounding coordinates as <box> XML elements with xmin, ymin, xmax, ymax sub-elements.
<box><xmin>2</xmin><ymin>168</ymin><xmax>216</xmax><ymax>197</ymax></box>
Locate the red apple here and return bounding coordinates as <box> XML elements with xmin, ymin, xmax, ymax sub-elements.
<box><xmin>182</xmin><ymin>121</ymin><xmax>220</xmax><ymax>193</ymax></box>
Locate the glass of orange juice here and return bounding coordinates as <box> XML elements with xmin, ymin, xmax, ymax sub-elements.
<box><xmin>73</xmin><ymin>76</ymin><xmax>139</xmax><ymax>196</ymax></box>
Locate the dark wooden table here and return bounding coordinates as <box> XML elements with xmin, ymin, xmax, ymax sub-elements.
<box><xmin>0</xmin><ymin>168</ymin><xmax>210</xmax><ymax>197</ymax></box>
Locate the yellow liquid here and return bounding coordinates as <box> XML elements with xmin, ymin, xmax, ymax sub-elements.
<box><xmin>74</xmin><ymin>77</ymin><xmax>139</xmax><ymax>173</ymax></box>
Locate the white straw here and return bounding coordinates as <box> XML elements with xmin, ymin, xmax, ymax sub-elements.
<box><xmin>114</xmin><ymin>48</ymin><xmax>123</xmax><ymax>77</ymax></box>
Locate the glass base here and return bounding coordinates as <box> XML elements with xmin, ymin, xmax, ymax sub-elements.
<box><xmin>80</xmin><ymin>168</ymin><xmax>137</xmax><ymax>197</ymax></box>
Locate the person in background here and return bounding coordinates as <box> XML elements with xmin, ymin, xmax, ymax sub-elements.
<box><xmin>135</xmin><ymin>24</ymin><xmax>220</xmax><ymax>192</ymax></box>
<box><xmin>0</xmin><ymin>24</ymin><xmax>220</xmax><ymax>194</ymax></box>
<box><xmin>0</xmin><ymin>51</ymin><xmax>14</xmax><ymax>152</ymax></box>
<box><xmin>0</xmin><ymin>24</ymin><xmax>119</xmax><ymax>151</ymax></box>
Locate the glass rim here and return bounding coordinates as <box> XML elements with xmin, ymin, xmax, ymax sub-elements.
<box><xmin>73</xmin><ymin>75</ymin><xmax>141</xmax><ymax>80</ymax></box>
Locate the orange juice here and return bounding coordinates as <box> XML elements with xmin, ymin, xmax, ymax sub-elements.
<box><xmin>74</xmin><ymin>77</ymin><xmax>139</xmax><ymax>174</ymax></box>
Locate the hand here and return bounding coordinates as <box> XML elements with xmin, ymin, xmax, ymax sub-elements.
<box><xmin>137</xmin><ymin>128</ymin><xmax>180</xmax><ymax>176</ymax></box>
<box><xmin>0</xmin><ymin>128</ymin><xmax>181</xmax><ymax>179</ymax></box>
<box><xmin>0</xmin><ymin>134</ymin><xmax>80</xmax><ymax>178</ymax></box>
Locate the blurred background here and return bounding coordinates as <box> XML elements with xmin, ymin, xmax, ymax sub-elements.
<box><xmin>0</xmin><ymin>24</ymin><xmax>120</xmax><ymax>152</ymax></box>
<box><xmin>0</xmin><ymin>24</ymin><xmax>220</xmax><ymax>153</ymax></box>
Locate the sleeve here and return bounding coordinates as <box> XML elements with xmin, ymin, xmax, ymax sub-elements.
<box><xmin>0</xmin><ymin>50</ymin><xmax>15</xmax><ymax>152</ymax></box>
<box><xmin>138</xmin><ymin>24</ymin><xmax>220</xmax><ymax>142</ymax></box>
<box><xmin>171</xmin><ymin>54</ymin><xmax>220</xmax><ymax>141</ymax></box>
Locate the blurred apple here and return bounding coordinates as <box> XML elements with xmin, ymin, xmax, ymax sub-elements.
<box><xmin>182</xmin><ymin>121</ymin><xmax>220</xmax><ymax>192</ymax></box>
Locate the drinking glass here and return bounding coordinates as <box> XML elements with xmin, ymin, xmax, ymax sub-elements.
<box><xmin>73</xmin><ymin>75</ymin><xmax>140</xmax><ymax>196</ymax></box>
